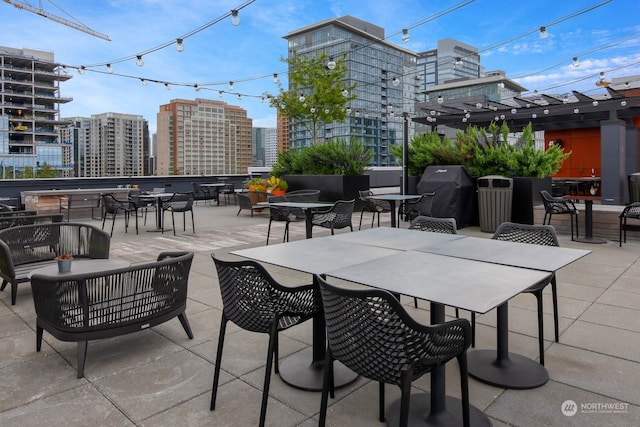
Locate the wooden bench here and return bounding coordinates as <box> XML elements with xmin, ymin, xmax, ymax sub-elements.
<box><xmin>59</xmin><ymin>194</ymin><xmax>102</xmax><ymax>221</ymax></box>
<box><xmin>0</xmin><ymin>223</ymin><xmax>110</xmax><ymax>305</ymax></box>
<box><xmin>30</xmin><ymin>251</ymin><xmax>194</xmax><ymax>377</ymax></box>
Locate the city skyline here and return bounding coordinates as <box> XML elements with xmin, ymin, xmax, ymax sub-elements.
<box><xmin>1</xmin><ymin>0</ymin><xmax>638</xmax><ymax>134</ymax></box>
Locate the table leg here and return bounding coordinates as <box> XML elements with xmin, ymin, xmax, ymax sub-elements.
<box><xmin>304</xmin><ymin>210</ymin><xmax>313</xmax><ymax>238</ymax></box>
<box><xmin>574</xmin><ymin>200</ymin><xmax>606</xmax><ymax>244</ymax></box>
<box><xmin>389</xmin><ymin>200</ymin><xmax>397</xmax><ymax>228</ymax></box>
<box><xmin>468</xmin><ymin>303</ymin><xmax>549</xmax><ymax>389</ymax></box>
<box><xmin>386</xmin><ymin>303</ymin><xmax>490</xmax><ymax>426</ymax></box>
<box><xmin>278</xmin><ymin>276</ymin><xmax>358</xmax><ymax>391</ymax></box>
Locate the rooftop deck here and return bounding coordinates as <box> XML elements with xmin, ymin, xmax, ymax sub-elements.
<box><xmin>1</xmin><ymin>200</ymin><xmax>639</xmax><ymax>426</ymax></box>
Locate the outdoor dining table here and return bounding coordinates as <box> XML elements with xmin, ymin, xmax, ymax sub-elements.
<box><xmin>200</xmin><ymin>183</ymin><xmax>226</xmax><ymax>206</ymax></box>
<box><xmin>268</xmin><ymin>201</ymin><xmax>334</xmax><ymax>238</ymax></box>
<box><xmin>328</xmin><ymin>225</ymin><xmax>465</xmax><ymax>250</ymax></box>
<box><xmin>416</xmin><ymin>236</ymin><xmax>590</xmax><ymax>389</ymax></box>
<box><xmin>368</xmin><ymin>194</ymin><xmax>421</xmax><ymax>228</ymax></box>
<box><xmin>562</xmin><ymin>194</ymin><xmax>606</xmax><ymax>244</ymax></box>
<box><xmin>232</xmin><ymin>238</ymin><xmax>399</xmax><ymax>391</ymax></box>
<box><xmin>139</xmin><ymin>192</ymin><xmax>174</xmax><ymax>231</ymax></box>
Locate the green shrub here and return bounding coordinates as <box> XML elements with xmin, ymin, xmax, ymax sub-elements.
<box><xmin>272</xmin><ymin>139</ymin><xmax>372</xmax><ymax>176</ymax></box>
<box><xmin>390</xmin><ymin>131</ymin><xmax>466</xmax><ymax>176</ymax></box>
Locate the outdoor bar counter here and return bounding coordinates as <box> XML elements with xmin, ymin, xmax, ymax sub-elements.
<box><xmin>21</xmin><ymin>188</ymin><xmax>131</xmax><ymax>216</ymax></box>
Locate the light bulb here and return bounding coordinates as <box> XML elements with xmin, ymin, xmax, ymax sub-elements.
<box><xmin>230</xmin><ymin>10</ymin><xmax>240</xmax><ymax>26</ymax></box>
<box><xmin>437</xmin><ymin>96</ymin><xmax>444</xmax><ymax>104</ymax></box>
<box><xmin>592</xmin><ymin>100</ymin><xmax>598</xmax><ymax>106</ymax></box>
<box><xmin>454</xmin><ymin>57</ymin><xmax>463</xmax><ymax>69</ymax></box>
<box><xmin>599</xmin><ymin>72</ymin><xmax>605</xmax><ymax>81</ymax></box>
<box><xmin>218</xmin><ymin>90</ymin><xmax>223</xmax><ymax>98</ymax></box>
<box><xmin>539</xmin><ymin>26</ymin><xmax>548</xmax><ymax>39</ymax></box>
<box><xmin>140</xmin><ymin>78</ymin><xmax>147</xmax><ymax>85</ymax></box>
<box><xmin>228</xmin><ymin>81</ymin><xmax>234</xmax><ymax>91</ymax></box>
<box><xmin>106</xmin><ymin>64</ymin><xmax>113</xmax><ymax>73</ymax></box>
<box><xmin>574</xmin><ymin>108</ymin><xmax>579</xmax><ymax>114</ymax></box>
<box><xmin>500</xmin><ymin>114</ymin><xmax>505</xmax><ymax>120</ymax></box>
<box><xmin>497</xmin><ymin>82</ymin><xmax>505</xmax><ymax>89</ymax></box>
<box><xmin>136</xmin><ymin>55</ymin><xmax>144</xmax><ymax>66</ymax></box>
<box><xmin>475</xmin><ymin>102</ymin><xmax>483</xmax><ymax>108</ymax></box>
<box><xmin>510</xmin><ymin>108</ymin><xmax>517</xmax><ymax>114</ymax></box>
<box><xmin>324</xmin><ymin>109</ymin><xmax>330</xmax><ymax>114</ymax></box>
<box><xmin>176</xmin><ymin>39</ymin><xmax>185</xmax><ymax>52</ymax></box>
<box><xmin>392</xmin><ymin>77</ymin><xmax>400</xmax><ymax>87</ymax></box>
<box><xmin>272</xmin><ymin>73</ymin><xmax>279</xmax><ymax>84</ymax></box>
<box><xmin>78</xmin><ymin>66</ymin><xmax>85</xmax><ymax>75</ymax></box>
<box><xmin>342</xmin><ymin>89</ymin><xmax>349</xmax><ymax>97</ymax></box>
<box><xmin>543</xmin><ymin>109</ymin><xmax>549</xmax><ymax>114</ymax></box>
<box><xmin>310</xmin><ymin>107</ymin><xmax>316</xmax><ymax>113</ymax></box>
<box><xmin>532</xmin><ymin>113</ymin><xmax>537</xmax><ymax>118</ymax></box>
<box><xmin>237</xmin><ymin>94</ymin><xmax>242</xmax><ymax>100</ymax></box>
<box><xmin>401</xmin><ymin>29</ymin><xmax>410</xmax><ymax>43</ymax></box>
<box><xmin>572</xmin><ymin>57</ymin><xmax>580</xmax><ymax>68</ymax></box>
<box><xmin>621</xmin><ymin>100</ymin><xmax>627</xmax><ymax>106</ymax></box>
<box><xmin>194</xmin><ymin>84</ymin><xmax>201</xmax><ymax>92</ymax></box>
<box><xmin>164</xmin><ymin>83</ymin><xmax>170</xmax><ymax>90</ymax></box>
<box><xmin>326</xmin><ymin>57</ymin><xmax>336</xmax><ymax>70</ymax></box>
<box><xmin>299</xmin><ymin>94</ymin><xmax>305</xmax><ymax>102</ymax></box>
<box><xmin>346</xmin><ymin>108</ymin><xmax>352</xmax><ymax>114</ymax></box>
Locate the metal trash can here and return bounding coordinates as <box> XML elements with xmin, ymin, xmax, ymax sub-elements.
<box><xmin>477</xmin><ymin>175</ymin><xmax>513</xmax><ymax>233</ymax></box>
<box><xmin>629</xmin><ymin>173</ymin><xmax>640</xmax><ymax>203</ymax></box>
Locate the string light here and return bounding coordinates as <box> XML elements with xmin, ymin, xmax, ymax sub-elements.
<box><xmin>140</xmin><ymin>78</ymin><xmax>147</xmax><ymax>85</ymax></box>
<box><xmin>230</xmin><ymin>9</ymin><xmax>240</xmax><ymax>26</ymax></box>
<box><xmin>326</xmin><ymin>57</ymin><xmax>336</xmax><ymax>70</ymax></box>
<box><xmin>78</xmin><ymin>66</ymin><xmax>85</xmax><ymax>75</ymax></box>
<box><xmin>572</xmin><ymin>56</ymin><xmax>580</xmax><ymax>67</ymax></box>
<box><xmin>228</xmin><ymin>81</ymin><xmax>234</xmax><ymax>91</ymax></box>
<box><xmin>401</xmin><ymin>29</ymin><xmax>410</xmax><ymax>43</ymax></box>
<box><xmin>176</xmin><ymin>38</ymin><xmax>185</xmax><ymax>52</ymax></box>
<box><xmin>106</xmin><ymin>64</ymin><xmax>113</xmax><ymax>73</ymax></box>
<box><xmin>136</xmin><ymin>55</ymin><xmax>144</xmax><ymax>66</ymax></box>
<box><xmin>392</xmin><ymin>77</ymin><xmax>400</xmax><ymax>87</ymax></box>
<box><xmin>539</xmin><ymin>26</ymin><xmax>549</xmax><ymax>39</ymax></box>
<box><xmin>272</xmin><ymin>73</ymin><xmax>279</xmax><ymax>84</ymax></box>
<box><xmin>164</xmin><ymin>83</ymin><xmax>170</xmax><ymax>90</ymax></box>
<box><xmin>454</xmin><ymin>57</ymin><xmax>463</xmax><ymax>69</ymax></box>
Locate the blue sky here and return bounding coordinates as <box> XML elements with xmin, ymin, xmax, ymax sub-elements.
<box><xmin>1</xmin><ymin>0</ymin><xmax>639</xmax><ymax>134</ymax></box>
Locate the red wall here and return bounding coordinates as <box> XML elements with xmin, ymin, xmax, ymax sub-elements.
<box><xmin>545</xmin><ymin>128</ymin><xmax>601</xmax><ymax>178</ymax></box>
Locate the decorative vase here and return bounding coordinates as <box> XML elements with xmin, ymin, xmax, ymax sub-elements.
<box><xmin>57</xmin><ymin>260</ymin><xmax>72</xmax><ymax>273</ymax></box>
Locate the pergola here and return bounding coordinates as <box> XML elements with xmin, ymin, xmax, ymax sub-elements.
<box><xmin>414</xmin><ymin>87</ymin><xmax>640</xmax><ymax>131</ymax></box>
<box><xmin>411</xmin><ymin>87</ymin><xmax>640</xmax><ymax>205</ymax></box>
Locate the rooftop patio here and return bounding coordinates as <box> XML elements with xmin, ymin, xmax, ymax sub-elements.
<box><xmin>1</xmin><ymin>200</ymin><xmax>639</xmax><ymax>426</ymax></box>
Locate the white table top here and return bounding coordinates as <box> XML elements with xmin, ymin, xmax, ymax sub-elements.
<box><xmin>232</xmin><ymin>238</ymin><xmax>399</xmax><ymax>275</ymax></box>
<box><xmin>328</xmin><ymin>227</ymin><xmax>465</xmax><ymax>250</ymax></box>
<box><xmin>200</xmin><ymin>183</ymin><xmax>226</xmax><ymax>187</ymax></box>
<box><xmin>369</xmin><ymin>194</ymin><xmax>421</xmax><ymax>201</ymax></box>
<box><xmin>416</xmin><ymin>236</ymin><xmax>591</xmax><ymax>272</ymax></box>
<box><xmin>326</xmin><ymin>250</ymin><xmax>551</xmax><ymax>314</ymax></box>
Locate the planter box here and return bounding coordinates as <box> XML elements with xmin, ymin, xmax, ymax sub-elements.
<box><xmin>283</xmin><ymin>175</ymin><xmax>370</xmax><ymax>211</ymax></box>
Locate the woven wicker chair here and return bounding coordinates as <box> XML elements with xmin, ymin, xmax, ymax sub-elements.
<box><xmin>161</xmin><ymin>192</ymin><xmax>195</xmax><ymax>235</ymax></box>
<box><xmin>0</xmin><ymin>222</ymin><xmax>110</xmax><ymax>305</ymax></box>
<box><xmin>30</xmin><ymin>251</ymin><xmax>193</xmax><ymax>377</ymax></box>
<box><xmin>489</xmin><ymin>221</ymin><xmax>560</xmax><ymax>365</ymax></box>
<box><xmin>540</xmin><ymin>190</ymin><xmax>578</xmax><ymax>240</ymax></box>
<box><xmin>619</xmin><ymin>202</ymin><xmax>640</xmax><ymax>246</ymax></box>
<box><xmin>317</xmin><ymin>275</ymin><xmax>471</xmax><ymax>427</ymax></box>
<box><xmin>398</xmin><ymin>192</ymin><xmax>435</xmax><ymax>225</ymax></box>
<box><xmin>311</xmin><ymin>199</ymin><xmax>355</xmax><ymax>236</ymax></box>
<box><xmin>210</xmin><ymin>255</ymin><xmax>321</xmax><ymax>427</ymax></box>
<box><xmin>358</xmin><ymin>190</ymin><xmax>391</xmax><ymax>230</ymax></box>
<box><xmin>101</xmin><ymin>193</ymin><xmax>138</xmax><ymax>237</ymax></box>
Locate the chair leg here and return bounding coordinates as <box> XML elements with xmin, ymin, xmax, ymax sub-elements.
<box><xmin>259</xmin><ymin>325</ymin><xmax>278</xmax><ymax>427</ymax></box>
<box><xmin>378</xmin><ymin>381</ymin><xmax>385</xmax><ymax>422</ymax></box>
<box><xmin>266</xmin><ymin>219</ymin><xmax>272</xmax><ymax>245</ymax></box>
<box><xmin>171</xmin><ymin>211</ymin><xmax>176</xmax><ymax>236</ymax></box>
<box><xmin>458</xmin><ymin>353</ymin><xmax>471</xmax><ymax>427</ymax></box>
<box><xmin>551</xmin><ymin>277</ymin><xmax>559</xmax><ymax>342</ymax></box>
<box><xmin>211</xmin><ymin>316</ymin><xmax>228</xmax><ymax>411</ymax></box>
<box><xmin>11</xmin><ymin>280</ymin><xmax>17</xmax><ymax>305</ymax></box>
<box><xmin>178</xmin><ymin>313</ymin><xmax>193</xmax><ymax>339</ymax></box>
<box><xmin>77</xmin><ymin>340</ymin><xmax>88</xmax><ymax>378</ymax></box>
<box><xmin>319</xmin><ymin>350</ymin><xmax>333</xmax><ymax>427</ymax></box>
<box><xmin>358</xmin><ymin>210</ymin><xmax>365</xmax><ymax>230</ymax></box>
<box><xmin>190</xmin><ymin>210</ymin><xmax>195</xmax><ymax>233</ymax></box>
<box><xmin>36</xmin><ymin>325</ymin><xmax>43</xmax><ymax>351</ymax></box>
<box><xmin>471</xmin><ymin>312</ymin><xmax>476</xmax><ymax>348</ymax></box>
<box><xmin>534</xmin><ymin>289</ymin><xmax>545</xmax><ymax>366</ymax></box>
<box><xmin>399</xmin><ymin>370</ymin><xmax>413</xmax><ymax>427</ymax></box>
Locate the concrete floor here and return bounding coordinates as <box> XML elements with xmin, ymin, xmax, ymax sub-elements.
<box><xmin>1</xmin><ymin>199</ymin><xmax>640</xmax><ymax>426</ymax></box>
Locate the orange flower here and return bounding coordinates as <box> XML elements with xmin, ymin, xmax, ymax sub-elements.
<box><xmin>55</xmin><ymin>253</ymin><xmax>73</xmax><ymax>261</ymax></box>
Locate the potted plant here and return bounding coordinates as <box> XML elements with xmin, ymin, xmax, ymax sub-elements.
<box><xmin>244</xmin><ymin>177</ymin><xmax>267</xmax><ymax>193</ymax></box>
<box><xmin>273</xmin><ymin>139</ymin><xmax>372</xmax><ymax>206</ymax></box>
<box><xmin>55</xmin><ymin>253</ymin><xmax>73</xmax><ymax>273</ymax></box>
<box><xmin>267</xmin><ymin>176</ymin><xmax>288</xmax><ymax>196</ymax></box>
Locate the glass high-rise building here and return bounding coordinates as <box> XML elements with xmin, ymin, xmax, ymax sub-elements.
<box><xmin>284</xmin><ymin>16</ymin><xmax>420</xmax><ymax>166</ymax></box>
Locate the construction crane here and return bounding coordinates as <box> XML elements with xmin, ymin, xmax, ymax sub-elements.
<box><xmin>3</xmin><ymin>0</ymin><xmax>111</xmax><ymax>41</ymax></box>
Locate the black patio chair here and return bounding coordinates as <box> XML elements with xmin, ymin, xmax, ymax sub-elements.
<box><xmin>266</xmin><ymin>194</ymin><xmax>304</xmax><ymax>245</ymax></box>
<box><xmin>192</xmin><ymin>182</ymin><xmax>213</xmax><ymax>205</ymax></box>
<box><xmin>358</xmin><ymin>190</ymin><xmax>391</xmax><ymax>230</ymax></box>
<box><xmin>488</xmin><ymin>221</ymin><xmax>560</xmax><ymax>366</ymax></box>
<box><xmin>161</xmin><ymin>192</ymin><xmax>195</xmax><ymax>235</ymax></box>
<box><xmin>398</xmin><ymin>192</ymin><xmax>435</xmax><ymax>225</ymax></box>
<box><xmin>221</xmin><ymin>182</ymin><xmax>237</xmax><ymax>205</ymax></box>
<box><xmin>311</xmin><ymin>199</ymin><xmax>355</xmax><ymax>236</ymax></box>
<box><xmin>101</xmin><ymin>193</ymin><xmax>138</xmax><ymax>237</ymax></box>
<box><xmin>540</xmin><ymin>190</ymin><xmax>578</xmax><ymax>241</ymax></box>
<box><xmin>317</xmin><ymin>275</ymin><xmax>471</xmax><ymax>427</ymax></box>
<box><xmin>210</xmin><ymin>255</ymin><xmax>321</xmax><ymax>427</ymax></box>
<box><xmin>619</xmin><ymin>202</ymin><xmax>640</xmax><ymax>246</ymax></box>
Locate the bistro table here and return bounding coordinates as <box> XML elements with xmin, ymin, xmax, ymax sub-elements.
<box><xmin>416</xmin><ymin>236</ymin><xmax>590</xmax><ymax>389</ymax></box>
<box><xmin>233</xmin><ymin>238</ymin><xmax>399</xmax><ymax>391</ymax></box>
<box><xmin>268</xmin><ymin>201</ymin><xmax>334</xmax><ymax>238</ymax></box>
<box><xmin>563</xmin><ymin>194</ymin><xmax>606</xmax><ymax>244</ymax></box>
<box><xmin>368</xmin><ymin>194</ymin><xmax>421</xmax><ymax>228</ymax></box>
<box><xmin>328</xmin><ymin>225</ymin><xmax>465</xmax><ymax>250</ymax></box>
<box><xmin>139</xmin><ymin>192</ymin><xmax>174</xmax><ymax>232</ymax></box>
<box><xmin>200</xmin><ymin>183</ymin><xmax>226</xmax><ymax>206</ymax></box>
